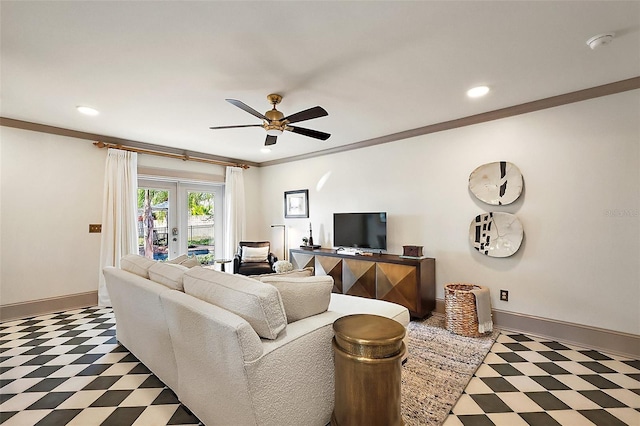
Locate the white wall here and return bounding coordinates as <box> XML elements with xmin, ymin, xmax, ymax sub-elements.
<box><xmin>1</xmin><ymin>91</ymin><xmax>637</xmax><ymax>334</ymax></box>
<box><xmin>0</xmin><ymin>127</ymin><xmax>234</xmax><ymax>306</ymax></box>
<box><xmin>0</xmin><ymin>127</ymin><xmax>107</xmax><ymax>305</ymax></box>
<box><xmin>251</xmin><ymin>90</ymin><xmax>640</xmax><ymax>335</ymax></box>
<box><xmin>243</xmin><ymin>166</ymin><xmax>264</xmax><ymax>241</ymax></box>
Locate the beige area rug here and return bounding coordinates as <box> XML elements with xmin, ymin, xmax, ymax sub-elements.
<box><xmin>401</xmin><ymin>315</ymin><xmax>499</xmax><ymax>425</ymax></box>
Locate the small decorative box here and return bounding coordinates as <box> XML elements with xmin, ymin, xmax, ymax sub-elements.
<box><xmin>402</xmin><ymin>245</ymin><xmax>423</xmax><ymax>257</ymax></box>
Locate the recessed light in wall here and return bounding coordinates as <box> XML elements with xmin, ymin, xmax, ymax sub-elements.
<box><xmin>260</xmin><ymin>148</ymin><xmax>271</xmax><ymax>154</ymax></box>
<box><xmin>467</xmin><ymin>86</ymin><xmax>490</xmax><ymax>98</ymax></box>
<box><xmin>76</xmin><ymin>106</ymin><xmax>99</xmax><ymax>116</ymax></box>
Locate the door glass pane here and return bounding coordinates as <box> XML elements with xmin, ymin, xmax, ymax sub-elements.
<box><xmin>187</xmin><ymin>191</ymin><xmax>215</xmax><ymax>265</ymax></box>
<box><xmin>138</xmin><ymin>188</ymin><xmax>169</xmax><ymax>260</ymax></box>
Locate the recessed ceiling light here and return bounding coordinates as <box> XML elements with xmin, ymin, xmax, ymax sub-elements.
<box><xmin>467</xmin><ymin>86</ymin><xmax>490</xmax><ymax>98</ymax></box>
<box><xmin>260</xmin><ymin>148</ymin><xmax>271</xmax><ymax>154</ymax></box>
<box><xmin>586</xmin><ymin>33</ymin><xmax>615</xmax><ymax>50</ymax></box>
<box><xmin>76</xmin><ymin>106</ymin><xmax>99</xmax><ymax>116</ymax></box>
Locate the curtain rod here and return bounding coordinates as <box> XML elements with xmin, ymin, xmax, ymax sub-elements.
<box><xmin>93</xmin><ymin>141</ymin><xmax>250</xmax><ymax>169</ymax></box>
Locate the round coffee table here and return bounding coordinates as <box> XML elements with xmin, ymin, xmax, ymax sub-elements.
<box><xmin>331</xmin><ymin>314</ymin><xmax>406</xmax><ymax>426</ymax></box>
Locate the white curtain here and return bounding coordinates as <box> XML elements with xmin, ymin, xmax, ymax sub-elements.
<box><xmin>98</xmin><ymin>149</ymin><xmax>138</xmax><ymax>306</ymax></box>
<box><xmin>223</xmin><ymin>166</ymin><xmax>246</xmax><ymax>259</ymax></box>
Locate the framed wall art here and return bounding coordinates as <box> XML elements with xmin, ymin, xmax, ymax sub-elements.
<box><xmin>284</xmin><ymin>189</ymin><xmax>309</xmax><ymax>218</ymax></box>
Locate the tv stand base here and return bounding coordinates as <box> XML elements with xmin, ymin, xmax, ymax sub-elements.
<box><xmin>289</xmin><ymin>248</ymin><xmax>435</xmax><ymax>318</ymax></box>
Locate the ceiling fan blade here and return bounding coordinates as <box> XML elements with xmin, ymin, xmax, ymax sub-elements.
<box><xmin>226</xmin><ymin>99</ymin><xmax>268</xmax><ymax>121</ymax></box>
<box><xmin>209</xmin><ymin>124</ymin><xmax>263</xmax><ymax>130</ymax></box>
<box><xmin>288</xmin><ymin>126</ymin><xmax>331</xmax><ymax>140</ymax></box>
<box><xmin>282</xmin><ymin>106</ymin><xmax>328</xmax><ymax>124</ymax></box>
<box><xmin>265</xmin><ymin>135</ymin><xmax>278</xmax><ymax>146</ymax></box>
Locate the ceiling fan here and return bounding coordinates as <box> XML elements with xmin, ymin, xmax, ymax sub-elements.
<box><xmin>210</xmin><ymin>94</ymin><xmax>330</xmax><ymax>146</ymax></box>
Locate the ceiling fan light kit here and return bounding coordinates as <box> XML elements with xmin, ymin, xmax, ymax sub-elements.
<box><xmin>266</xmin><ymin>128</ymin><xmax>284</xmax><ymax>136</ymax></box>
<box><xmin>210</xmin><ymin>93</ymin><xmax>330</xmax><ymax>146</ymax></box>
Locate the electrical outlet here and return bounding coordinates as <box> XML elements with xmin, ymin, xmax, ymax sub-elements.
<box><xmin>500</xmin><ymin>290</ymin><xmax>509</xmax><ymax>301</ymax></box>
<box><xmin>89</xmin><ymin>224</ymin><xmax>102</xmax><ymax>233</ymax></box>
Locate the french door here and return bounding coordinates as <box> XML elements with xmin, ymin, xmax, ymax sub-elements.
<box><xmin>138</xmin><ymin>179</ymin><xmax>223</xmax><ymax>264</ymax></box>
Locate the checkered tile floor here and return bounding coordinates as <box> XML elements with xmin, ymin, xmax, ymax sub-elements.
<box><xmin>0</xmin><ymin>307</ymin><xmax>201</xmax><ymax>425</ymax></box>
<box><xmin>1</xmin><ymin>307</ymin><xmax>639</xmax><ymax>425</ymax></box>
<box><xmin>444</xmin><ymin>333</ymin><xmax>640</xmax><ymax>426</ymax></box>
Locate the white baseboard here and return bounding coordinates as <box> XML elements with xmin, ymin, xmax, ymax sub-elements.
<box><xmin>0</xmin><ymin>291</ymin><xmax>98</xmax><ymax>322</ymax></box>
<box><xmin>434</xmin><ymin>299</ymin><xmax>639</xmax><ymax>359</ymax></box>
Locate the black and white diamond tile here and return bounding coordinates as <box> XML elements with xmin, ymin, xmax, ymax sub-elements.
<box><xmin>0</xmin><ymin>307</ymin><xmax>201</xmax><ymax>426</ymax></box>
<box><xmin>444</xmin><ymin>333</ymin><xmax>640</xmax><ymax>426</ymax></box>
<box><xmin>2</xmin><ymin>308</ymin><xmax>640</xmax><ymax>426</ymax></box>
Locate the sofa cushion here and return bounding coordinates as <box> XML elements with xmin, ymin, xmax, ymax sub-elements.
<box><xmin>259</xmin><ymin>276</ymin><xmax>333</xmax><ymax>323</ymax></box>
<box><xmin>249</xmin><ymin>267</ymin><xmax>314</xmax><ymax>279</ymax></box>
<box><xmin>242</xmin><ymin>246</ymin><xmax>269</xmax><ymax>263</ymax></box>
<box><xmin>148</xmin><ymin>262</ymin><xmax>189</xmax><ymax>291</ymax></box>
<box><xmin>183</xmin><ymin>268</ymin><xmax>286</xmax><ymax>340</ymax></box>
<box><xmin>121</xmin><ymin>254</ymin><xmax>156</xmax><ymax>279</ymax></box>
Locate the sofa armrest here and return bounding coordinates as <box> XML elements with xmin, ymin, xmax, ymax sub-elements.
<box><xmin>258</xmin><ymin>310</ymin><xmax>341</xmax><ymax>358</ymax></box>
<box><xmin>103</xmin><ymin>267</ymin><xmax>179</xmax><ymax>391</ymax></box>
<box><xmin>233</xmin><ymin>254</ymin><xmax>242</xmax><ymax>273</ymax></box>
<box><xmin>243</xmin><ymin>310</ymin><xmax>343</xmax><ymax>426</ymax></box>
<box><xmin>160</xmin><ymin>290</ymin><xmax>264</xmax><ymax>426</ymax></box>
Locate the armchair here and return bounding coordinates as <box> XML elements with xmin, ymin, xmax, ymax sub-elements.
<box><xmin>233</xmin><ymin>241</ymin><xmax>278</xmax><ymax>275</ymax></box>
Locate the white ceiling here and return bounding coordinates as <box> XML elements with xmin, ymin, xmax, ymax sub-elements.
<box><xmin>1</xmin><ymin>1</ymin><xmax>639</xmax><ymax>164</ymax></box>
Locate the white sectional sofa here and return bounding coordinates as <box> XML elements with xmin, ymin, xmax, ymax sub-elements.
<box><xmin>103</xmin><ymin>255</ymin><xmax>409</xmax><ymax>426</ymax></box>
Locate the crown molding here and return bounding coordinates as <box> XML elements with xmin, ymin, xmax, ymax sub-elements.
<box><xmin>2</xmin><ymin>77</ymin><xmax>638</xmax><ymax>168</ymax></box>
<box><xmin>260</xmin><ymin>76</ymin><xmax>640</xmax><ymax>167</ymax></box>
<box><xmin>0</xmin><ymin>117</ymin><xmax>260</xmax><ymax>168</ymax></box>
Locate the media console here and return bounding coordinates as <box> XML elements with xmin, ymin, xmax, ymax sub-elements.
<box><xmin>289</xmin><ymin>248</ymin><xmax>435</xmax><ymax>318</ymax></box>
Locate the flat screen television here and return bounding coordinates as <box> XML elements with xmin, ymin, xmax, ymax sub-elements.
<box><xmin>333</xmin><ymin>212</ymin><xmax>387</xmax><ymax>251</ymax></box>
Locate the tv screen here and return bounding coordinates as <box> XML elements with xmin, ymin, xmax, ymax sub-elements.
<box><xmin>333</xmin><ymin>212</ymin><xmax>387</xmax><ymax>250</ymax></box>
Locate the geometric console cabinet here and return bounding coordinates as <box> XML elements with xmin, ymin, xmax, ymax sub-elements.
<box><xmin>290</xmin><ymin>248</ymin><xmax>435</xmax><ymax>318</ymax></box>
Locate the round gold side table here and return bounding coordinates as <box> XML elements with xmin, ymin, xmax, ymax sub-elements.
<box><xmin>331</xmin><ymin>314</ymin><xmax>406</xmax><ymax>426</ymax></box>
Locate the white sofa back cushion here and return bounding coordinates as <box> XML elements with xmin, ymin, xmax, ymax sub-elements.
<box><xmin>259</xmin><ymin>276</ymin><xmax>333</xmax><ymax>323</ymax></box>
<box><xmin>148</xmin><ymin>262</ymin><xmax>189</xmax><ymax>291</ymax></box>
<box><xmin>183</xmin><ymin>268</ymin><xmax>287</xmax><ymax>340</ymax></box>
<box><xmin>121</xmin><ymin>254</ymin><xmax>157</xmax><ymax>279</ymax></box>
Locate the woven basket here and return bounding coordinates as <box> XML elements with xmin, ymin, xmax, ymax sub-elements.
<box><xmin>444</xmin><ymin>283</ymin><xmax>486</xmax><ymax>337</ymax></box>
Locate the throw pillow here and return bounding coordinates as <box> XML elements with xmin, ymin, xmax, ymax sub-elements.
<box><xmin>183</xmin><ymin>267</ymin><xmax>287</xmax><ymax>340</ymax></box>
<box><xmin>166</xmin><ymin>254</ymin><xmax>200</xmax><ymax>268</ymax></box>
<box><xmin>273</xmin><ymin>260</ymin><xmax>294</xmax><ymax>273</ymax></box>
<box><xmin>249</xmin><ymin>267</ymin><xmax>314</xmax><ymax>279</ymax></box>
<box><xmin>167</xmin><ymin>254</ymin><xmax>188</xmax><ymax>264</ymax></box>
<box><xmin>121</xmin><ymin>254</ymin><xmax>156</xmax><ymax>279</ymax></box>
<box><xmin>148</xmin><ymin>262</ymin><xmax>189</xmax><ymax>291</ymax></box>
<box><xmin>241</xmin><ymin>246</ymin><xmax>269</xmax><ymax>263</ymax></box>
<box><xmin>259</xmin><ymin>276</ymin><xmax>333</xmax><ymax>323</ymax></box>
<box><xmin>180</xmin><ymin>256</ymin><xmax>201</xmax><ymax>268</ymax></box>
